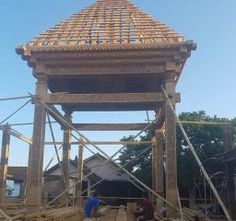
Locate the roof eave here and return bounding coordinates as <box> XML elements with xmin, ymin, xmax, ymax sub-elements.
<box><xmin>16</xmin><ymin>40</ymin><xmax>196</xmax><ymax>61</ymax></box>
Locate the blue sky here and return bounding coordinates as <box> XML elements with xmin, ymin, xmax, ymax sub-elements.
<box><xmin>0</xmin><ymin>0</ymin><xmax>236</xmax><ymax>166</ymax></box>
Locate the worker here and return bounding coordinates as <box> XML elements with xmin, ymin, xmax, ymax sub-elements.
<box><xmin>84</xmin><ymin>191</ymin><xmax>103</xmax><ymax>218</ymax></box>
<box><xmin>133</xmin><ymin>192</ymin><xmax>154</xmax><ymax>221</ymax></box>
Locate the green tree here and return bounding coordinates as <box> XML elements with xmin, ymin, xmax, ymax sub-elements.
<box><xmin>118</xmin><ymin>134</ymin><xmax>152</xmax><ymax>187</ymax></box>
<box><xmin>118</xmin><ymin>111</ymin><xmax>235</xmax><ymax>188</ymax></box>
<box><xmin>177</xmin><ymin>111</ymin><xmax>228</xmax><ymax>187</ymax></box>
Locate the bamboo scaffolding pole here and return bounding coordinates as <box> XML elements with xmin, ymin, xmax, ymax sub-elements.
<box><xmin>8</xmin><ymin>121</ymin><xmax>57</xmax><ymax>127</ymax></box>
<box><xmin>0</xmin><ymin>95</ymin><xmax>31</xmax><ymax>101</ymax></box>
<box><xmin>41</xmin><ymin>103</ymin><xmax>157</xmax><ymax>206</ymax></box>
<box><xmin>75</xmin><ymin>145</ymin><xmax>145</xmax><ymax>192</ymax></box>
<box><xmin>0</xmin><ymin>99</ymin><xmax>31</xmax><ymax>125</ymax></box>
<box><xmin>76</xmin><ymin>139</ymin><xmax>84</xmax><ymax>207</ymax></box>
<box><xmin>43</xmin><ymin>144</ymin><xmax>63</xmax><ymax>172</ymax></box>
<box><xmin>0</xmin><ymin>97</ymin><xmax>181</xmax><ymax>220</ymax></box>
<box><xmin>0</xmin><ymin>208</ymin><xmax>11</xmax><ymax>221</ymax></box>
<box><xmin>44</xmin><ymin>141</ymin><xmax>152</xmax><ymax>145</ymax></box>
<box><xmin>40</xmin><ymin>104</ymin><xmax>184</xmax><ymax>217</ymax></box>
<box><xmin>177</xmin><ymin>187</ymin><xmax>184</xmax><ymax>220</ymax></box>
<box><xmin>181</xmin><ymin>120</ymin><xmax>232</xmax><ymax>126</ymax></box>
<box><xmin>0</xmin><ymin>127</ymin><xmax>32</xmax><ymax>144</ymax></box>
<box><xmin>6</xmin><ymin>120</ymin><xmax>232</xmax><ymax>127</ymax></box>
<box><xmin>81</xmin><ymin>145</ymin><xmax>151</xmax><ymax>196</ymax></box>
<box><xmin>48</xmin><ymin>145</ymin><xmax>148</xmax><ymax>207</ymax></box>
<box><xmin>10</xmin><ymin>105</ymin><xmax>184</xmax><ymax>221</ymax></box>
<box><xmin>161</xmin><ymin>85</ymin><xmax>232</xmax><ymax>221</ymax></box>
<box><xmin>46</xmin><ymin>112</ymin><xmax>70</xmax><ymax>200</ymax></box>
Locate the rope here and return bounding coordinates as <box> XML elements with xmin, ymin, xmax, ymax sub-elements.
<box><xmin>0</xmin><ymin>99</ymin><xmax>31</xmax><ymax>125</ymax></box>
<box><xmin>161</xmin><ymin>85</ymin><xmax>232</xmax><ymax>221</ymax></box>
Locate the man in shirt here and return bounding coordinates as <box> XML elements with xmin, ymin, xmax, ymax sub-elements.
<box><xmin>84</xmin><ymin>191</ymin><xmax>103</xmax><ymax>218</ymax></box>
<box><xmin>134</xmin><ymin>192</ymin><xmax>154</xmax><ymax>221</ymax></box>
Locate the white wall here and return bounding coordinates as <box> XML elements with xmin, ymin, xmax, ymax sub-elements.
<box><xmin>6</xmin><ymin>180</ymin><xmax>21</xmax><ymax>197</ymax></box>
<box><xmin>48</xmin><ymin>158</ymin><xmax>125</xmax><ymax>181</ymax></box>
<box><xmin>85</xmin><ymin>157</ymin><xmax>125</xmax><ymax>181</ymax></box>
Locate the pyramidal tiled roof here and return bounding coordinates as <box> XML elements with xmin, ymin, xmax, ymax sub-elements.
<box><xmin>17</xmin><ymin>0</ymin><xmax>186</xmax><ymax>53</ymax></box>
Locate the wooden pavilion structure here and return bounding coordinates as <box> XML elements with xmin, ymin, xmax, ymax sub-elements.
<box><xmin>2</xmin><ymin>0</ymin><xmax>197</xmax><ymax>219</ymax></box>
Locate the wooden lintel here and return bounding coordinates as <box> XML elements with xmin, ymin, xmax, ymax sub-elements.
<box><xmin>46</xmin><ymin>92</ymin><xmax>181</xmax><ymax>104</ymax></box>
<box><xmin>46</xmin><ymin>62</ymin><xmax>166</xmax><ymax>76</ymax></box>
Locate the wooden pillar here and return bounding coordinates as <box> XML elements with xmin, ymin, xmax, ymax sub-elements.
<box><xmin>189</xmin><ymin>187</ymin><xmax>196</xmax><ymax>209</ymax></box>
<box><xmin>0</xmin><ymin>124</ymin><xmax>10</xmax><ymax>203</ymax></box>
<box><xmin>27</xmin><ymin>75</ymin><xmax>47</xmax><ymax>212</ymax></box>
<box><xmin>76</xmin><ymin>139</ymin><xmax>84</xmax><ymax>207</ymax></box>
<box><xmin>164</xmin><ymin>73</ymin><xmax>178</xmax><ymax>218</ymax></box>
<box><xmin>156</xmin><ymin>130</ymin><xmax>164</xmax><ymax>211</ymax></box>
<box><xmin>223</xmin><ymin>126</ymin><xmax>232</xmax><ymax>152</ymax></box>
<box><xmin>223</xmin><ymin>126</ymin><xmax>236</xmax><ymax>218</ymax></box>
<box><xmin>60</xmin><ymin>110</ymin><xmax>72</xmax><ymax>205</ymax></box>
<box><xmin>152</xmin><ymin>136</ymin><xmax>157</xmax><ymax>196</ymax></box>
<box><xmin>225</xmin><ymin>163</ymin><xmax>236</xmax><ymax>218</ymax></box>
<box><xmin>25</xmin><ymin>144</ymin><xmax>32</xmax><ymax>201</ymax></box>
<box><xmin>87</xmin><ymin>179</ymin><xmax>91</xmax><ymax>197</ymax></box>
<box><xmin>42</xmin><ymin>181</ymin><xmax>48</xmax><ymax>205</ymax></box>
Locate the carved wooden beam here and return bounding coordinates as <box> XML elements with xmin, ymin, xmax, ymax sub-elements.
<box><xmin>46</xmin><ymin>92</ymin><xmax>181</xmax><ymax>104</ymax></box>
<box><xmin>45</xmin><ymin>63</ymin><xmax>166</xmax><ymax>76</ymax></box>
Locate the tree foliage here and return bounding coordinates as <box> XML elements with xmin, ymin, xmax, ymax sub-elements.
<box><xmin>177</xmin><ymin>111</ymin><xmax>229</xmax><ymax>187</ymax></box>
<box><xmin>118</xmin><ymin>111</ymin><xmax>235</xmax><ymax>188</ymax></box>
<box><xmin>119</xmin><ymin>134</ymin><xmax>152</xmax><ymax>187</ymax></box>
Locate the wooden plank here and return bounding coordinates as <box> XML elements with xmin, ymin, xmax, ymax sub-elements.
<box><xmin>116</xmin><ymin>205</ymin><xmax>127</xmax><ymax>221</ymax></box>
<box><xmin>101</xmin><ymin>209</ymin><xmax>118</xmax><ymax>221</ymax></box>
<box><xmin>127</xmin><ymin>202</ymin><xmax>136</xmax><ymax>221</ymax></box>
